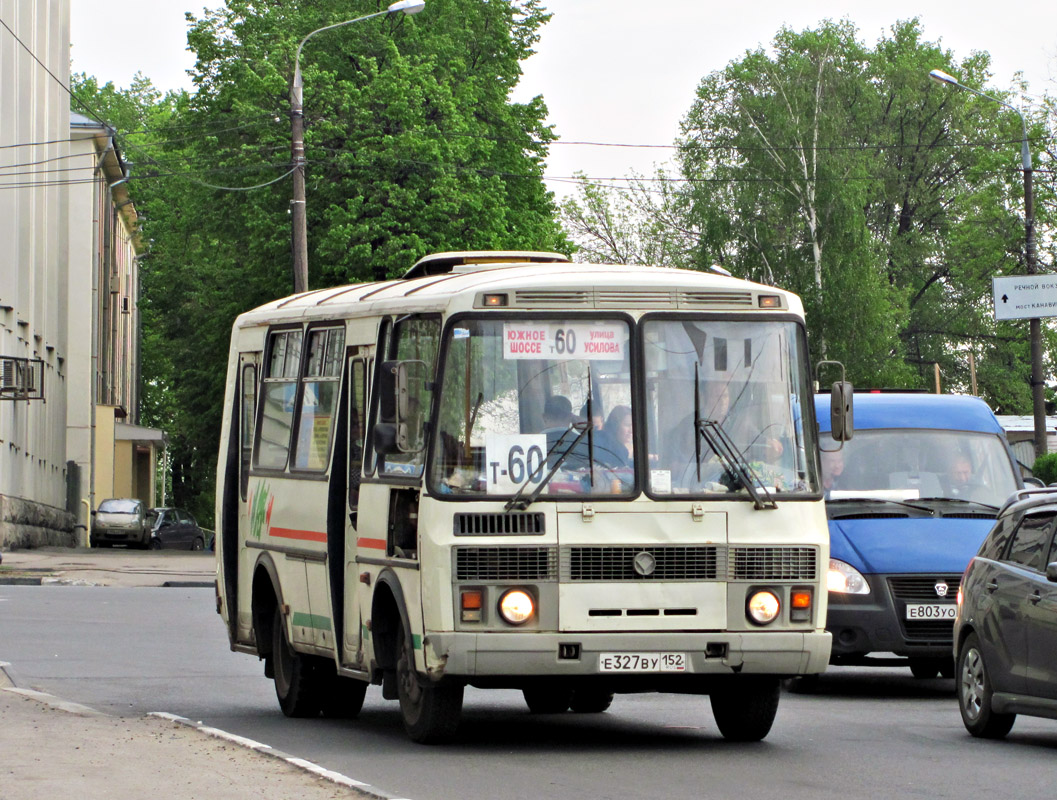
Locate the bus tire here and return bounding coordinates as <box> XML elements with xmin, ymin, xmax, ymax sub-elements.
<box><xmin>319</xmin><ymin>670</ymin><xmax>368</xmax><ymax>719</ymax></box>
<box><xmin>272</xmin><ymin>606</ymin><xmax>321</xmax><ymax>718</ymax></box>
<box><xmin>396</xmin><ymin>625</ymin><xmax>462</xmax><ymax>743</ymax></box>
<box><xmin>522</xmin><ymin>685</ymin><xmax>573</xmax><ymax>714</ymax></box>
<box><xmin>569</xmin><ymin>687</ymin><xmax>614</xmax><ymax>713</ymax></box>
<box><xmin>709</xmin><ymin>677</ymin><xmax>780</xmax><ymax>742</ymax></box>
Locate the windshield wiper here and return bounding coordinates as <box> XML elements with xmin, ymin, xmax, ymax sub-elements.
<box><xmin>505</xmin><ymin>422</ymin><xmax>592</xmax><ymax>511</ymax></box>
<box><xmin>915</xmin><ymin>497</ymin><xmax>1000</xmax><ymax>512</ymax></box>
<box><xmin>826</xmin><ymin>497</ymin><xmax>936</xmax><ymax>515</ymax></box>
<box><xmin>693</xmin><ymin>363</ymin><xmax>776</xmax><ymax>511</ymax></box>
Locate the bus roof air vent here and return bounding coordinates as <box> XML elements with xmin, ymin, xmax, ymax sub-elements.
<box><xmin>403</xmin><ymin>251</ymin><xmax>570</xmax><ymax>280</ymax></box>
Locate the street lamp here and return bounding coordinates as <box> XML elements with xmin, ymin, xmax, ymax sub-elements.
<box><xmin>929</xmin><ymin>68</ymin><xmax>1045</xmax><ymax>458</ymax></box>
<box><xmin>290</xmin><ymin>0</ymin><xmax>426</xmax><ymax>294</ymax></box>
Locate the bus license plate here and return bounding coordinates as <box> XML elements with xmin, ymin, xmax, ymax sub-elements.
<box><xmin>599</xmin><ymin>652</ymin><xmax>687</xmax><ymax>672</ymax></box>
<box><xmin>905</xmin><ymin>604</ymin><xmax>956</xmax><ymax>620</ymax></box>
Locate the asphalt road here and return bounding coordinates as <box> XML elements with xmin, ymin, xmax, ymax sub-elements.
<box><xmin>2</xmin><ymin>585</ymin><xmax>1056</xmax><ymax>800</ymax></box>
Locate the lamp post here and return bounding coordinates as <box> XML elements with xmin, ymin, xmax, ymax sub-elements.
<box><xmin>290</xmin><ymin>0</ymin><xmax>426</xmax><ymax>294</ymax></box>
<box><xmin>929</xmin><ymin>68</ymin><xmax>1045</xmax><ymax>458</ymax></box>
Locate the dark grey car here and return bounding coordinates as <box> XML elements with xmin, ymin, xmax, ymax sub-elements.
<box><xmin>954</xmin><ymin>487</ymin><xmax>1057</xmax><ymax>737</ymax></box>
<box><xmin>148</xmin><ymin>507</ymin><xmax>207</xmax><ymax>551</ymax></box>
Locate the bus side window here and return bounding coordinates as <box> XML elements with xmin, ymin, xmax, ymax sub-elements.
<box><xmin>256</xmin><ymin>328</ymin><xmax>303</xmax><ymax>469</ymax></box>
<box><xmin>292</xmin><ymin>326</ymin><xmax>345</xmax><ymax>471</ymax></box>
<box><xmin>348</xmin><ymin>358</ymin><xmax>366</xmax><ymax>511</ymax></box>
<box><xmin>239</xmin><ymin>362</ymin><xmax>257</xmax><ymax>500</ymax></box>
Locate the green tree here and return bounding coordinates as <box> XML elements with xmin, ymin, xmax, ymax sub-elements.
<box><xmin>74</xmin><ymin>0</ymin><xmax>569</xmax><ymax>524</ymax></box>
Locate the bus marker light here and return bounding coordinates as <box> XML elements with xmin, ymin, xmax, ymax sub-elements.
<box><xmin>790</xmin><ymin>590</ymin><xmax>812</xmax><ymax>622</ymax></box>
<box><xmin>758</xmin><ymin>295</ymin><xmax>782</xmax><ymax>308</ymax></box>
<box><xmin>461</xmin><ymin>590</ymin><xmax>483</xmax><ymax>622</ymax></box>
<box><xmin>483</xmin><ymin>293</ymin><xmax>508</xmax><ymax>307</ymax></box>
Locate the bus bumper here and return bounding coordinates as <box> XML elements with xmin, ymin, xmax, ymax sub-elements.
<box><xmin>421</xmin><ymin>630</ymin><xmax>831</xmax><ymax>678</ymax></box>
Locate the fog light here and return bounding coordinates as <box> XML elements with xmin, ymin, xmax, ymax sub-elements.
<box><xmin>498</xmin><ymin>589</ymin><xmax>534</xmax><ymax>625</ymax></box>
<box><xmin>747</xmin><ymin>590</ymin><xmax>780</xmax><ymax>625</ymax></box>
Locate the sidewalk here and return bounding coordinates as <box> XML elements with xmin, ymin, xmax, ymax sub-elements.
<box><xmin>0</xmin><ymin>546</ymin><xmax>382</xmax><ymax>800</ymax></box>
<box><xmin>0</xmin><ymin>545</ymin><xmax>215</xmax><ymax>587</ymax></box>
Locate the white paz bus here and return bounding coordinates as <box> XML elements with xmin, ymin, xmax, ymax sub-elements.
<box><xmin>215</xmin><ymin>251</ymin><xmax>842</xmax><ymax>743</ymax></box>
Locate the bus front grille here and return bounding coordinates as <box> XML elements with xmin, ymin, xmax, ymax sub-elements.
<box><xmin>454</xmin><ymin>546</ymin><xmax>557</xmax><ymax>581</ymax></box>
<box><xmin>453</xmin><ymin>512</ymin><xmax>545</xmax><ymax>536</ymax></box>
<box><xmin>729</xmin><ymin>547</ymin><xmax>818</xmax><ymax>581</ymax></box>
<box><xmin>562</xmin><ymin>545</ymin><xmax>721</xmax><ymax>581</ymax></box>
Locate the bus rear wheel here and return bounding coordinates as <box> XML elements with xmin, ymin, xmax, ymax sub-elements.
<box><xmin>396</xmin><ymin>626</ymin><xmax>462</xmax><ymax>743</ymax></box>
<box><xmin>569</xmin><ymin>687</ymin><xmax>614</xmax><ymax>713</ymax></box>
<box><xmin>272</xmin><ymin>606</ymin><xmax>321</xmax><ymax>718</ymax></box>
<box><xmin>709</xmin><ymin>677</ymin><xmax>780</xmax><ymax>742</ymax></box>
<box><xmin>523</xmin><ymin>685</ymin><xmax>573</xmax><ymax>714</ymax></box>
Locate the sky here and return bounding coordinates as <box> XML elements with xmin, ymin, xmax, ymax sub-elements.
<box><xmin>70</xmin><ymin>1</ymin><xmax>1057</xmax><ymax>200</ymax></box>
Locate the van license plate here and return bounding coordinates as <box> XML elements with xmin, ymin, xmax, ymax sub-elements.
<box><xmin>905</xmin><ymin>604</ymin><xmax>956</xmax><ymax>620</ymax></box>
<box><xmin>599</xmin><ymin>652</ymin><xmax>687</xmax><ymax>672</ymax></box>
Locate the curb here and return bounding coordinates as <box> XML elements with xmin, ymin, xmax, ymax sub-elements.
<box><xmin>151</xmin><ymin>712</ymin><xmax>411</xmax><ymax>800</ymax></box>
<box><xmin>0</xmin><ymin>662</ymin><xmax>410</xmax><ymax>800</ymax></box>
<box><xmin>0</xmin><ymin>575</ymin><xmax>46</xmax><ymax>585</ymax></box>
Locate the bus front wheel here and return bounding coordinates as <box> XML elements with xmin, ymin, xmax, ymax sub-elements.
<box><xmin>709</xmin><ymin>677</ymin><xmax>780</xmax><ymax>742</ymax></box>
<box><xmin>396</xmin><ymin>626</ymin><xmax>463</xmax><ymax>743</ymax></box>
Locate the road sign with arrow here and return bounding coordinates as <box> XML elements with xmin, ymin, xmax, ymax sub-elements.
<box><xmin>992</xmin><ymin>275</ymin><xmax>1057</xmax><ymax>321</ymax></box>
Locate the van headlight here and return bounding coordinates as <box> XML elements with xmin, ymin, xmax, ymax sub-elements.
<box><xmin>828</xmin><ymin>559</ymin><xmax>870</xmax><ymax>594</ymax></box>
<box><xmin>746</xmin><ymin>590</ymin><xmax>781</xmax><ymax>625</ymax></box>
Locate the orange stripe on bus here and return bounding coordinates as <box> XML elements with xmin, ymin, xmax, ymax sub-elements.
<box><xmin>357</xmin><ymin>537</ymin><xmax>387</xmax><ymax>550</ymax></box>
<box><xmin>269</xmin><ymin>527</ymin><xmax>328</xmax><ymax>543</ymax></box>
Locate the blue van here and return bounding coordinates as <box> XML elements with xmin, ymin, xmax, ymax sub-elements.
<box><xmin>814</xmin><ymin>392</ymin><xmax>1022</xmax><ymax>677</ymax></box>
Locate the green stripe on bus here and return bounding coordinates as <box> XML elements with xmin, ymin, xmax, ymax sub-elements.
<box><xmin>291</xmin><ymin>612</ymin><xmax>330</xmax><ymax>631</ymax></box>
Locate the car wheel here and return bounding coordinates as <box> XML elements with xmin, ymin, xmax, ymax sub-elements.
<box><xmin>522</xmin><ymin>685</ymin><xmax>573</xmax><ymax>714</ymax></box>
<box><xmin>957</xmin><ymin>632</ymin><xmax>1015</xmax><ymax>739</ymax></box>
<box><xmin>149</xmin><ymin>538</ymin><xmax>163</xmax><ymax>551</ymax></box>
<box><xmin>271</xmin><ymin>606</ymin><xmax>321</xmax><ymax>718</ymax></box>
<box><xmin>191</xmin><ymin>537</ymin><xmax>204</xmax><ymax>551</ymax></box>
<box><xmin>710</xmin><ymin>677</ymin><xmax>780</xmax><ymax>742</ymax></box>
<box><xmin>396</xmin><ymin>625</ymin><xmax>462</xmax><ymax>743</ymax></box>
<box><xmin>569</xmin><ymin>687</ymin><xmax>614</xmax><ymax>713</ymax></box>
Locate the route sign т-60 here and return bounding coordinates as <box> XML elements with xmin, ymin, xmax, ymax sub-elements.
<box><xmin>992</xmin><ymin>275</ymin><xmax>1057</xmax><ymax>321</ymax></box>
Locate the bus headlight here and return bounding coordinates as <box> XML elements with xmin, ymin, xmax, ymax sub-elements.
<box><xmin>746</xmin><ymin>590</ymin><xmax>780</xmax><ymax>625</ymax></box>
<box><xmin>828</xmin><ymin>559</ymin><xmax>870</xmax><ymax>595</ymax></box>
<box><xmin>498</xmin><ymin>589</ymin><xmax>535</xmax><ymax>625</ymax></box>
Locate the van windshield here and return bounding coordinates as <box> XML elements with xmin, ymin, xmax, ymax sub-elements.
<box><xmin>821</xmin><ymin>429</ymin><xmax>1018</xmax><ymax>508</ymax></box>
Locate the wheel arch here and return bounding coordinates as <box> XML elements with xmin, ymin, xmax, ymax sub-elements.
<box><xmin>251</xmin><ymin>552</ymin><xmax>284</xmax><ymax>660</ymax></box>
<box><xmin>371</xmin><ymin>569</ymin><xmax>413</xmax><ymax>674</ymax></box>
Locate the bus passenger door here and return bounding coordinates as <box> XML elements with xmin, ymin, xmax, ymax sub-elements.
<box><xmin>340</xmin><ymin>353</ymin><xmax>370</xmax><ymax>666</ymax></box>
<box><xmin>230</xmin><ymin>352</ymin><xmax>259</xmax><ymax>642</ymax></box>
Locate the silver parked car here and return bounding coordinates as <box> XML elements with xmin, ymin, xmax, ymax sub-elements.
<box><xmin>954</xmin><ymin>487</ymin><xmax>1057</xmax><ymax>738</ymax></box>
<box><xmin>91</xmin><ymin>498</ymin><xmax>151</xmax><ymax>549</ymax></box>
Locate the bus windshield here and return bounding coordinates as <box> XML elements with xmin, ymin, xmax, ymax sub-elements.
<box><xmin>643</xmin><ymin>318</ymin><xmax>818</xmax><ymax>497</ymax></box>
<box><xmin>430</xmin><ymin>317</ymin><xmax>635</xmax><ymax>499</ymax></box>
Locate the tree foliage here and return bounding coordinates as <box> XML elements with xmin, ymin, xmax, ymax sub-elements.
<box><xmin>562</xmin><ymin>18</ymin><xmax>1056</xmax><ymax>406</ymax></box>
<box><xmin>75</xmin><ymin>0</ymin><xmax>569</xmax><ymax>524</ymax></box>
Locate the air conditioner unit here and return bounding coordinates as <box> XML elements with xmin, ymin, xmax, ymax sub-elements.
<box><xmin>22</xmin><ymin>362</ymin><xmax>35</xmax><ymax>393</ymax></box>
<box><xmin>0</xmin><ymin>358</ymin><xmax>17</xmax><ymax>392</ymax></box>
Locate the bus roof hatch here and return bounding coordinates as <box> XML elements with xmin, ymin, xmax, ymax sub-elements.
<box><xmin>402</xmin><ymin>251</ymin><xmax>570</xmax><ymax>280</ymax></box>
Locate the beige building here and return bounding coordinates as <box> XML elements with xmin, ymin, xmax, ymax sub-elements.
<box><xmin>0</xmin><ymin>3</ymin><xmax>164</xmax><ymax>549</ymax></box>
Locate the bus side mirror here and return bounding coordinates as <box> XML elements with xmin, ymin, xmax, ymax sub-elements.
<box><xmin>375</xmin><ymin>359</ymin><xmax>428</xmax><ymax>454</ymax></box>
<box><xmin>831</xmin><ymin>381</ymin><xmax>854</xmax><ymax>442</ymax></box>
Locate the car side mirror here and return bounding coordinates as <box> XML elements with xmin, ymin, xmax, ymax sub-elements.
<box><xmin>1046</xmin><ymin>562</ymin><xmax>1057</xmax><ymax>583</ymax></box>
